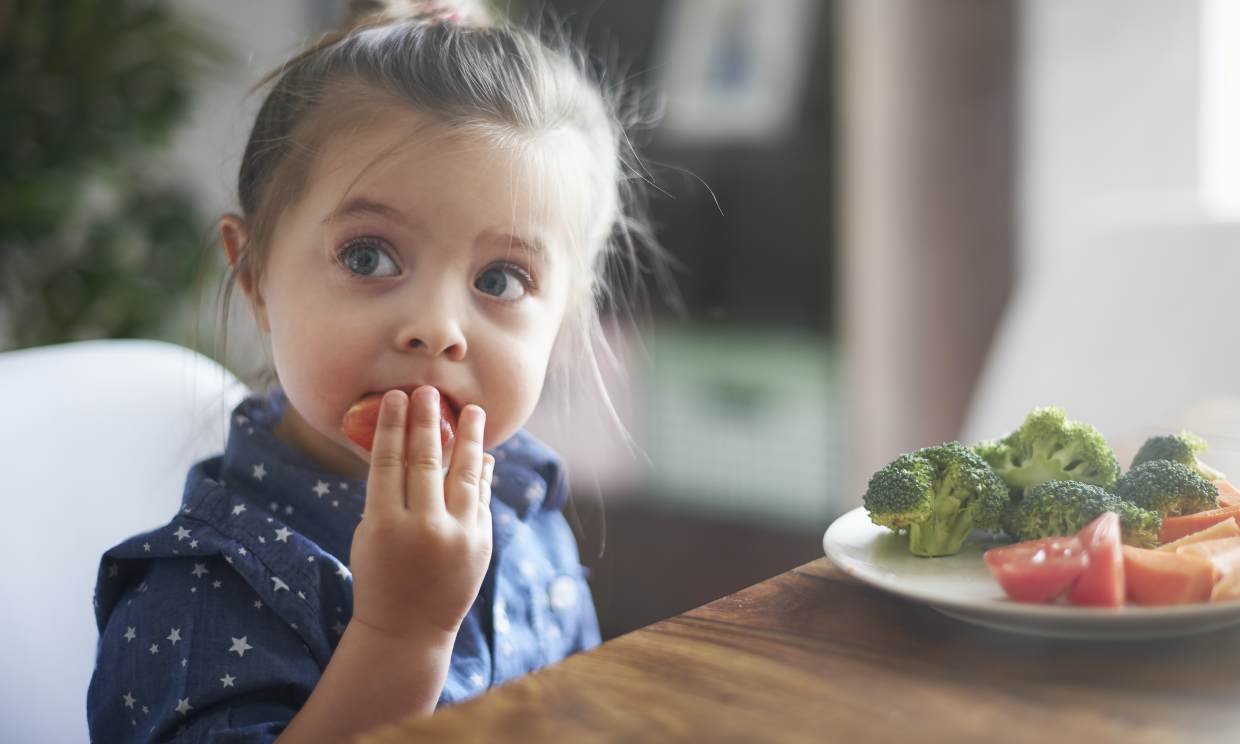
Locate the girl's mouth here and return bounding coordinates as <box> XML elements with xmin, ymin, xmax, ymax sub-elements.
<box><xmin>341</xmin><ymin>387</ymin><xmax>459</xmax><ymax>453</ymax></box>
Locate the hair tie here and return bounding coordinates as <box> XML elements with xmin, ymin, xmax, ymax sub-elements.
<box><xmin>421</xmin><ymin>2</ymin><xmax>462</xmax><ymax>25</ymax></box>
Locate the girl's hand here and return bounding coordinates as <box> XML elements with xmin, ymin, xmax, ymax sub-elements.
<box><xmin>348</xmin><ymin>386</ymin><xmax>494</xmax><ymax>641</ymax></box>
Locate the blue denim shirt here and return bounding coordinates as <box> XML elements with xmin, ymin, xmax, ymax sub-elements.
<box><xmin>87</xmin><ymin>390</ymin><xmax>600</xmax><ymax>743</ymax></box>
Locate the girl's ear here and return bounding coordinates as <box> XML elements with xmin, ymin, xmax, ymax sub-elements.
<box><xmin>218</xmin><ymin>214</ymin><xmax>270</xmax><ymax>333</ymax></box>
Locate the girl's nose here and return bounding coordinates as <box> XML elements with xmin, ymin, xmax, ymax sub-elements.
<box><xmin>396</xmin><ymin>315</ymin><xmax>467</xmax><ymax>361</ymax></box>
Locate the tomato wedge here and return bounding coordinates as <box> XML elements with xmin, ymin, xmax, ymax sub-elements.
<box><xmin>984</xmin><ymin>536</ymin><xmax>1090</xmax><ymax>603</ymax></box>
<box><xmin>1067</xmin><ymin>512</ymin><xmax>1125</xmax><ymax>607</ymax></box>
<box><xmin>341</xmin><ymin>390</ymin><xmax>456</xmax><ymax>452</ymax></box>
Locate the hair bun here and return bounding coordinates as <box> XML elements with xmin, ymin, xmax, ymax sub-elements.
<box><xmin>344</xmin><ymin>0</ymin><xmax>493</xmax><ymax>28</ymax></box>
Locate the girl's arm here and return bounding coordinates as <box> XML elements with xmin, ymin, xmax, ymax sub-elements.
<box><xmin>277</xmin><ymin>388</ymin><xmax>494</xmax><ymax>742</ymax></box>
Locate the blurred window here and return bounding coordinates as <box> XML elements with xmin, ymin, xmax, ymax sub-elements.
<box><xmin>1202</xmin><ymin>0</ymin><xmax>1240</xmax><ymax>218</ymax></box>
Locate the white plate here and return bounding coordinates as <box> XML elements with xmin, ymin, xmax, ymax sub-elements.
<box><xmin>822</xmin><ymin>506</ymin><xmax>1240</xmax><ymax>640</ymax></box>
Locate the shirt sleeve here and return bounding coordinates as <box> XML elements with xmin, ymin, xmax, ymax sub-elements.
<box><xmin>88</xmin><ymin>555</ymin><xmax>320</xmax><ymax>743</ymax></box>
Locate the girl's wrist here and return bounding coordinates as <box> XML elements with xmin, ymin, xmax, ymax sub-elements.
<box><xmin>345</xmin><ymin>614</ymin><xmax>459</xmax><ymax>654</ymax></box>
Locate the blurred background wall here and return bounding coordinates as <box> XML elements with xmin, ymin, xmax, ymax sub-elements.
<box><xmin>5</xmin><ymin>0</ymin><xmax>1240</xmax><ymax>641</ymax></box>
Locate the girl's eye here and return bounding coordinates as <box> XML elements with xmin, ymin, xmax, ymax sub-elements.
<box><xmin>474</xmin><ymin>264</ymin><xmax>533</xmax><ymax>301</ymax></box>
<box><xmin>338</xmin><ymin>239</ymin><xmax>399</xmax><ymax>278</ymax></box>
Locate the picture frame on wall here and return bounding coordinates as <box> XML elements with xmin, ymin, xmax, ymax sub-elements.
<box><xmin>653</xmin><ymin>0</ymin><xmax>819</xmax><ymax>146</ymax></box>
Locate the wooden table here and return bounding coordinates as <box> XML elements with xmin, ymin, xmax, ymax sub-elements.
<box><xmin>361</xmin><ymin>558</ymin><xmax>1240</xmax><ymax>743</ymax></box>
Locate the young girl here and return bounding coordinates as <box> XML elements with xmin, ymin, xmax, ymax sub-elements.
<box><xmin>88</xmin><ymin>1</ymin><xmax>658</xmax><ymax>740</ymax></box>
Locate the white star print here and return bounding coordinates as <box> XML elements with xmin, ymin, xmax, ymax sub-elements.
<box><xmin>123</xmin><ymin>692</ymin><xmax>136</xmax><ymax>709</ymax></box>
<box><xmin>143</xmin><ymin>542</ymin><xmax>150</xmax><ymax>552</ymax></box>
<box><xmin>271</xmin><ymin>577</ymin><xmax>289</xmax><ymax>592</ymax></box>
<box><xmin>237</xmin><ymin>547</ymin><xmax>248</xmax><ymax>557</ymax></box>
<box><xmin>331</xmin><ymin>620</ymin><xmax>346</xmax><ymax>635</ymax></box>
<box><xmin>148</xmin><ymin>644</ymin><xmax>159</xmax><ymax>655</ymax></box>
<box><xmin>252</xmin><ymin>463</ymin><xmax>267</xmax><ymax>481</ymax></box>
<box><xmin>232</xmin><ymin>504</ymin><xmax>247</xmax><ymax>516</ymax></box>
<box><xmin>212</xmin><ymin>580</ymin><xmax>222</xmax><ymax>589</ymax></box>
<box><xmin>228</xmin><ymin>637</ymin><xmax>252</xmax><ymax>657</ymax></box>
<box><xmin>123</xmin><ymin>626</ymin><xmax>136</xmax><ymax>642</ymax></box>
<box><xmin>189</xmin><ymin>539</ymin><xmax>199</xmax><ymax>549</ymax></box>
<box><xmin>220</xmin><ymin>673</ymin><xmax>236</xmax><ymax>688</ymax></box>
<box><xmin>469</xmin><ymin>672</ymin><xmax>485</xmax><ymax>688</ymax></box>
<box><xmin>253</xmin><ymin>600</ymin><xmax>263</xmax><ymax>609</ymax></box>
<box><xmin>331</xmin><ymin>500</ymin><xmax>340</xmax><ymax>508</ymax></box>
<box><xmin>191</xmin><ymin>563</ymin><xmax>209</xmax><ymax>579</ymax></box>
<box><xmin>181</xmin><ymin>658</ymin><xmax>188</xmax><ymax>668</ymax></box>
<box><xmin>175</xmin><ymin>697</ymin><xmax>192</xmax><ymax>716</ymax></box>
<box><xmin>274</xmin><ymin>527</ymin><xmax>292</xmax><ymax>542</ymax></box>
<box><xmin>166</xmin><ymin>628</ymin><xmax>182</xmax><ymax>645</ymax></box>
<box><xmin>336</xmin><ymin>564</ymin><xmax>350</xmax><ymax>580</ymax></box>
<box><xmin>494</xmin><ymin>599</ymin><xmax>510</xmax><ymax>634</ymax></box>
<box><xmin>313</xmin><ymin>480</ymin><xmax>330</xmax><ymax>497</ymax></box>
<box><xmin>173</xmin><ymin>526</ymin><xmax>191</xmax><ymax>541</ymax></box>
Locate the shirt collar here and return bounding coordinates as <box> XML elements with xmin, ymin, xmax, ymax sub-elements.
<box><xmin>217</xmin><ymin>388</ymin><xmax>367</xmax><ymax>560</ymax></box>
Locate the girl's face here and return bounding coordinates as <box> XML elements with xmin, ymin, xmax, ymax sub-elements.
<box><xmin>227</xmin><ymin>115</ymin><xmax>578</xmax><ymax>478</ymax></box>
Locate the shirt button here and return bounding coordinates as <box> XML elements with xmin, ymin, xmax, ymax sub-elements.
<box><xmin>549</xmin><ymin>576</ymin><xmax>578</xmax><ymax>611</ymax></box>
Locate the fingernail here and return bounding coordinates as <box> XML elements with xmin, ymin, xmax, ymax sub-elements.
<box><xmin>384</xmin><ymin>390</ymin><xmax>406</xmax><ymax>411</ymax></box>
<box><xmin>416</xmin><ymin>386</ymin><xmax>439</xmax><ymax>409</ymax></box>
<box><xmin>463</xmin><ymin>405</ymin><xmax>485</xmax><ymax>438</ymax></box>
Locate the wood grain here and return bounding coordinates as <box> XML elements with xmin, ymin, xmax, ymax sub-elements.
<box><xmin>359</xmin><ymin>559</ymin><xmax>1240</xmax><ymax>743</ymax></box>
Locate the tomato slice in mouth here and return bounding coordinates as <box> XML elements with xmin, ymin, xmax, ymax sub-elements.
<box><xmin>341</xmin><ymin>389</ymin><xmax>457</xmax><ymax>453</ymax></box>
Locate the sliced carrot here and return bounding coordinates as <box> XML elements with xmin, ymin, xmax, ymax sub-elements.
<box><xmin>1177</xmin><ymin>538</ymin><xmax>1240</xmax><ymax>602</ymax></box>
<box><xmin>1159</xmin><ymin>505</ymin><xmax>1240</xmax><ymax>544</ymax></box>
<box><xmin>1121</xmin><ymin>545</ymin><xmax>1215</xmax><ymax>606</ymax></box>
<box><xmin>1157</xmin><ymin>517</ymin><xmax>1240</xmax><ymax>552</ymax></box>
<box><xmin>1176</xmin><ymin>536</ymin><xmax>1240</xmax><ymax>561</ymax></box>
<box><xmin>1212</xmin><ymin>573</ymin><xmax>1240</xmax><ymax>601</ymax></box>
<box><xmin>1214</xmin><ymin>479</ymin><xmax>1240</xmax><ymax>509</ymax></box>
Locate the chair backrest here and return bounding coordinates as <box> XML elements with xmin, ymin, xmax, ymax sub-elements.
<box><xmin>0</xmin><ymin>339</ymin><xmax>249</xmax><ymax>743</ymax></box>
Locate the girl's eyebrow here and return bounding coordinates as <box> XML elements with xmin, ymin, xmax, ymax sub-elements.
<box><xmin>323</xmin><ymin>197</ymin><xmax>423</xmax><ymax>230</ymax></box>
<box><xmin>480</xmin><ymin>230</ymin><xmax>545</xmax><ymax>259</ymax></box>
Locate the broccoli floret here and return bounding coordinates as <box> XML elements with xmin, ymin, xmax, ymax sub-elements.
<box><xmin>973</xmin><ymin>405</ymin><xmax>1120</xmax><ymax>501</ymax></box>
<box><xmin>1108</xmin><ymin>498</ymin><xmax>1163</xmax><ymax>549</ymax></box>
<box><xmin>1131</xmin><ymin>431</ymin><xmax>1226</xmax><ymax>482</ymax></box>
<box><xmin>1115</xmin><ymin>459</ymin><xmax>1219</xmax><ymax>518</ymax></box>
<box><xmin>863</xmin><ymin>441</ymin><xmax>1009</xmax><ymax>557</ymax></box>
<box><xmin>1008</xmin><ymin>480</ymin><xmax>1161</xmax><ymax>548</ymax></box>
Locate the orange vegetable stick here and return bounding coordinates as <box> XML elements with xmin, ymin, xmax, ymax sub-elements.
<box><xmin>1176</xmin><ymin>538</ymin><xmax>1240</xmax><ymax>603</ymax></box>
<box><xmin>1157</xmin><ymin>517</ymin><xmax>1240</xmax><ymax>552</ymax></box>
<box><xmin>1214</xmin><ymin>479</ymin><xmax>1240</xmax><ymax>509</ymax></box>
<box><xmin>1159</xmin><ymin>505</ymin><xmax>1240</xmax><ymax>544</ymax></box>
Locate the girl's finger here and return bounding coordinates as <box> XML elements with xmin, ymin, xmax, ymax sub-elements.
<box><xmin>405</xmin><ymin>385</ymin><xmax>447</xmax><ymax>516</ymax></box>
<box><xmin>364</xmin><ymin>390</ymin><xmax>408</xmax><ymax>518</ymax></box>
<box><xmin>445</xmin><ymin>404</ymin><xmax>486</xmax><ymax>520</ymax></box>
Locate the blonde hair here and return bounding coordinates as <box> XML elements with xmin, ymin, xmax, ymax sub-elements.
<box><xmin>220</xmin><ymin>0</ymin><xmax>670</xmax><ymax>439</ymax></box>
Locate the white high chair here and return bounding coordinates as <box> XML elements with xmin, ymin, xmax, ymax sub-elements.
<box><xmin>0</xmin><ymin>339</ymin><xmax>248</xmax><ymax>743</ymax></box>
